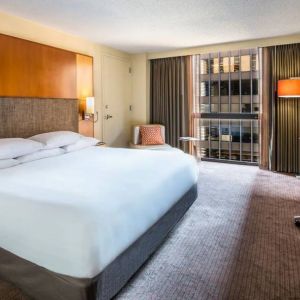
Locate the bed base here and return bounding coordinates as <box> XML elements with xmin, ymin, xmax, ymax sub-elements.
<box><xmin>0</xmin><ymin>184</ymin><xmax>198</xmax><ymax>300</ymax></box>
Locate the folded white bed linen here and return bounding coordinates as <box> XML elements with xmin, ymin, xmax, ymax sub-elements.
<box><xmin>16</xmin><ymin>148</ymin><xmax>65</xmax><ymax>163</ymax></box>
<box><xmin>0</xmin><ymin>147</ymin><xmax>198</xmax><ymax>279</ymax></box>
<box><xmin>0</xmin><ymin>159</ymin><xmax>20</xmax><ymax>169</ymax></box>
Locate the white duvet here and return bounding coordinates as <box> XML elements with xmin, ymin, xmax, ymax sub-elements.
<box><xmin>0</xmin><ymin>147</ymin><xmax>198</xmax><ymax>278</ymax></box>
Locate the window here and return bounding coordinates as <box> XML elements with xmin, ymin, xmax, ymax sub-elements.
<box><xmin>192</xmin><ymin>49</ymin><xmax>260</xmax><ymax>164</ymax></box>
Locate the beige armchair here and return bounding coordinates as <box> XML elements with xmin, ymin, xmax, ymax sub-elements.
<box><xmin>129</xmin><ymin>124</ymin><xmax>172</xmax><ymax>150</ymax></box>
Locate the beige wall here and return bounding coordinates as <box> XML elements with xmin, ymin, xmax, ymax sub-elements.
<box><xmin>0</xmin><ymin>11</ymin><xmax>131</xmax><ymax>141</ymax></box>
<box><xmin>130</xmin><ymin>54</ymin><xmax>150</xmax><ymax>125</ymax></box>
<box><xmin>147</xmin><ymin>34</ymin><xmax>300</xmax><ymax>59</ymax></box>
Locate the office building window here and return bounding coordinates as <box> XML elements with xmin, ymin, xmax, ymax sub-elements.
<box><xmin>192</xmin><ymin>48</ymin><xmax>259</xmax><ymax>164</ymax></box>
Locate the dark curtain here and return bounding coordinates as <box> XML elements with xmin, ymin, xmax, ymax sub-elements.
<box><xmin>262</xmin><ymin>44</ymin><xmax>300</xmax><ymax>173</ymax></box>
<box><xmin>150</xmin><ymin>56</ymin><xmax>192</xmax><ymax>149</ymax></box>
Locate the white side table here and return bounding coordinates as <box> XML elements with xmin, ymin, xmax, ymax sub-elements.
<box><xmin>96</xmin><ymin>142</ymin><xmax>107</xmax><ymax>147</ymax></box>
<box><xmin>178</xmin><ymin>137</ymin><xmax>201</xmax><ymax>159</ymax></box>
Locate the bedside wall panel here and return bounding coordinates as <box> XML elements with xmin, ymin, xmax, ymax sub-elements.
<box><xmin>0</xmin><ymin>34</ymin><xmax>77</xmax><ymax>99</ymax></box>
<box><xmin>77</xmin><ymin>54</ymin><xmax>94</xmax><ymax>137</ymax></box>
<box><xmin>76</xmin><ymin>54</ymin><xmax>94</xmax><ymax>101</ymax></box>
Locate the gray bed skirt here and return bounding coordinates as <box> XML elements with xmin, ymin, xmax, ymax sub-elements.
<box><xmin>0</xmin><ymin>184</ymin><xmax>198</xmax><ymax>300</ymax></box>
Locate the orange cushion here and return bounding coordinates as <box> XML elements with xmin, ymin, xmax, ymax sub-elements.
<box><xmin>140</xmin><ymin>126</ymin><xmax>164</xmax><ymax>145</ymax></box>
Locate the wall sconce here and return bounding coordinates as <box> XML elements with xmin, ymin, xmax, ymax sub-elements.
<box><xmin>85</xmin><ymin>97</ymin><xmax>98</xmax><ymax>123</ymax></box>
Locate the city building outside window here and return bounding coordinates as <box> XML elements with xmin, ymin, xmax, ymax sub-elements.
<box><xmin>192</xmin><ymin>49</ymin><xmax>259</xmax><ymax>164</ymax></box>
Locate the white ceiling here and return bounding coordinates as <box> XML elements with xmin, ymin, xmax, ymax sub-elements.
<box><xmin>1</xmin><ymin>0</ymin><xmax>300</xmax><ymax>53</ymax></box>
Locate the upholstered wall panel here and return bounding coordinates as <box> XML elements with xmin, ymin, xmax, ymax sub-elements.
<box><xmin>0</xmin><ymin>98</ymin><xmax>78</xmax><ymax>138</ymax></box>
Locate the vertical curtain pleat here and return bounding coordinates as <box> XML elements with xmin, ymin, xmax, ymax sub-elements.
<box><xmin>150</xmin><ymin>56</ymin><xmax>191</xmax><ymax>149</ymax></box>
<box><xmin>267</xmin><ymin>44</ymin><xmax>300</xmax><ymax>174</ymax></box>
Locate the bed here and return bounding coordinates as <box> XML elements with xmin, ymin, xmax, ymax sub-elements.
<box><xmin>0</xmin><ymin>98</ymin><xmax>198</xmax><ymax>300</ymax></box>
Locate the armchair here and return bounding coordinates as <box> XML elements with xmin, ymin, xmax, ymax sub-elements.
<box><xmin>129</xmin><ymin>124</ymin><xmax>172</xmax><ymax>150</ymax></box>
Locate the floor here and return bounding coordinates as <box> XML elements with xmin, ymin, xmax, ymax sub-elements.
<box><xmin>1</xmin><ymin>162</ymin><xmax>300</xmax><ymax>300</ymax></box>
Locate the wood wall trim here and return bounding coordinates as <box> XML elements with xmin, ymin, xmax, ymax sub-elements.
<box><xmin>76</xmin><ymin>54</ymin><xmax>94</xmax><ymax>99</ymax></box>
<box><xmin>76</xmin><ymin>54</ymin><xmax>94</xmax><ymax>137</ymax></box>
<box><xmin>0</xmin><ymin>34</ymin><xmax>91</xmax><ymax>99</ymax></box>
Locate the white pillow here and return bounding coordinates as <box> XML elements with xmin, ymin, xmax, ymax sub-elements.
<box><xmin>0</xmin><ymin>138</ymin><xmax>44</xmax><ymax>159</ymax></box>
<box><xmin>29</xmin><ymin>131</ymin><xmax>81</xmax><ymax>149</ymax></box>
<box><xmin>0</xmin><ymin>159</ymin><xmax>20</xmax><ymax>169</ymax></box>
<box><xmin>63</xmin><ymin>137</ymin><xmax>99</xmax><ymax>153</ymax></box>
<box><xmin>17</xmin><ymin>148</ymin><xmax>65</xmax><ymax>163</ymax></box>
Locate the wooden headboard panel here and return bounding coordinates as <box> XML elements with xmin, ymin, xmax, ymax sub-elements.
<box><xmin>0</xmin><ymin>98</ymin><xmax>78</xmax><ymax>138</ymax></box>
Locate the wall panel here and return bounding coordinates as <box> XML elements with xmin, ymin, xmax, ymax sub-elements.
<box><xmin>0</xmin><ymin>34</ymin><xmax>77</xmax><ymax>99</ymax></box>
<box><xmin>76</xmin><ymin>54</ymin><xmax>93</xmax><ymax>100</ymax></box>
<box><xmin>76</xmin><ymin>54</ymin><xmax>94</xmax><ymax>137</ymax></box>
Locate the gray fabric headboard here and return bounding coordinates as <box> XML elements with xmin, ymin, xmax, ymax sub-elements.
<box><xmin>0</xmin><ymin>98</ymin><xmax>79</xmax><ymax>138</ymax></box>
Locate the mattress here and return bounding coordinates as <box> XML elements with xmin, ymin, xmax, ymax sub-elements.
<box><xmin>0</xmin><ymin>147</ymin><xmax>198</xmax><ymax>279</ymax></box>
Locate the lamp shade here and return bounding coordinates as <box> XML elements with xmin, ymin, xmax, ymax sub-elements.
<box><xmin>86</xmin><ymin>97</ymin><xmax>95</xmax><ymax>114</ymax></box>
<box><xmin>278</xmin><ymin>78</ymin><xmax>300</xmax><ymax>98</ymax></box>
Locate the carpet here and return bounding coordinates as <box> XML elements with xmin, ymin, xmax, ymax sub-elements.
<box><xmin>116</xmin><ymin>162</ymin><xmax>300</xmax><ymax>299</ymax></box>
<box><xmin>1</xmin><ymin>162</ymin><xmax>300</xmax><ymax>300</ymax></box>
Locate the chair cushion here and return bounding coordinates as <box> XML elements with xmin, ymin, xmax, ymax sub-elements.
<box><xmin>129</xmin><ymin>143</ymin><xmax>172</xmax><ymax>150</ymax></box>
<box><xmin>133</xmin><ymin>125</ymin><xmax>166</xmax><ymax>145</ymax></box>
<box><xmin>140</xmin><ymin>125</ymin><xmax>164</xmax><ymax>145</ymax></box>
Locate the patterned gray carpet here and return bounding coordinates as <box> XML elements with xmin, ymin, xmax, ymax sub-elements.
<box><xmin>116</xmin><ymin>162</ymin><xmax>300</xmax><ymax>299</ymax></box>
<box><xmin>1</xmin><ymin>162</ymin><xmax>300</xmax><ymax>300</ymax></box>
